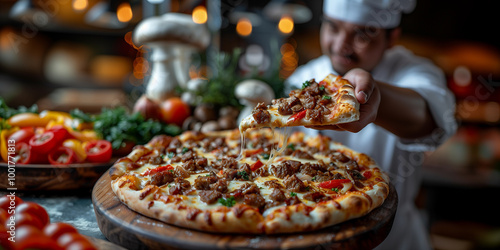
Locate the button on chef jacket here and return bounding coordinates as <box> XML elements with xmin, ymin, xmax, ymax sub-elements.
<box><xmin>285</xmin><ymin>46</ymin><xmax>457</xmax><ymax>250</ymax></box>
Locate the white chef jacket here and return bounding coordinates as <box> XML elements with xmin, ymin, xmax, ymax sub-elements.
<box><xmin>285</xmin><ymin>46</ymin><xmax>457</xmax><ymax>250</ymax></box>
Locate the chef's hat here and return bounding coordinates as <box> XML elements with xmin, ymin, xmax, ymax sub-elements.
<box><xmin>323</xmin><ymin>0</ymin><xmax>416</xmax><ymax>28</ymax></box>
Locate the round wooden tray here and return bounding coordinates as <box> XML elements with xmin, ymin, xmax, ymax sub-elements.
<box><xmin>0</xmin><ymin>161</ymin><xmax>112</xmax><ymax>191</ymax></box>
<box><xmin>92</xmin><ymin>170</ymin><xmax>398</xmax><ymax>250</ymax></box>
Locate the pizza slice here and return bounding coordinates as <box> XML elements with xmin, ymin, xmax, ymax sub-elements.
<box><xmin>239</xmin><ymin>73</ymin><xmax>360</xmax><ymax>131</ymax></box>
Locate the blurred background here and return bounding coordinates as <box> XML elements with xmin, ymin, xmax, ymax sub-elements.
<box><xmin>0</xmin><ymin>0</ymin><xmax>499</xmax><ymax>249</ymax></box>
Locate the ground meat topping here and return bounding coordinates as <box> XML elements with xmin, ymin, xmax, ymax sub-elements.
<box><xmin>252</xmin><ymin>102</ymin><xmax>271</xmax><ymax>124</ymax></box>
<box><xmin>269</xmin><ymin>188</ymin><xmax>286</xmax><ymax>202</ymax></box>
<box><xmin>283</xmin><ymin>175</ymin><xmax>307</xmax><ymax>192</ymax></box>
<box><xmin>147</xmin><ymin>171</ymin><xmax>174</xmax><ymax>186</ymax></box>
<box><xmin>194</xmin><ymin>175</ymin><xmax>218</xmax><ymax>190</ymax></box>
<box><xmin>199</xmin><ymin>190</ymin><xmax>222</xmax><ymax>204</ymax></box>
<box><xmin>244</xmin><ymin>193</ymin><xmax>266</xmax><ymax>209</ymax></box>
<box><xmin>169</xmin><ymin>178</ymin><xmax>191</xmax><ymax>195</ymax></box>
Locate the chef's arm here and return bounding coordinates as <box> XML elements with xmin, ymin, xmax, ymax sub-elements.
<box><xmin>374</xmin><ymin>82</ymin><xmax>437</xmax><ymax>139</ymax></box>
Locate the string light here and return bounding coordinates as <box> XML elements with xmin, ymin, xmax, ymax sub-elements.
<box><xmin>236</xmin><ymin>18</ymin><xmax>252</xmax><ymax>37</ymax></box>
<box><xmin>278</xmin><ymin>15</ymin><xmax>294</xmax><ymax>34</ymax></box>
<box><xmin>192</xmin><ymin>6</ymin><xmax>207</xmax><ymax>24</ymax></box>
<box><xmin>117</xmin><ymin>2</ymin><xmax>133</xmax><ymax>23</ymax></box>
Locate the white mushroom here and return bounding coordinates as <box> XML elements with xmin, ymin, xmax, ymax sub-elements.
<box><xmin>234</xmin><ymin>79</ymin><xmax>275</xmax><ymax>123</ymax></box>
<box><xmin>133</xmin><ymin>13</ymin><xmax>210</xmax><ymax>102</ymax></box>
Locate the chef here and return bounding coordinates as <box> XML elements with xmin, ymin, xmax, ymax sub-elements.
<box><xmin>286</xmin><ymin>0</ymin><xmax>457</xmax><ymax>249</ymax></box>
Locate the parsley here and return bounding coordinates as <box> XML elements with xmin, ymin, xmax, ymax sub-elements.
<box><xmin>237</xmin><ymin>171</ymin><xmax>249</xmax><ymax>180</ymax></box>
<box><xmin>260</xmin><ymin>153</ymin><xmax>270</xmax><ymax>160</ymax></box>
<box><xmin>0</xmin><ymin>97</ymin><xmax>38</xmax><ymax>120</ymax></box>
<box><xmin>322</xmin><ymin>95</ymin><xmax>332</xmax><ymax>100</ymax></box>
<box><xmin>167</xmin><ymin>152</ymin><xmax>175</xmax><ymax>158</ymax></box>
<box><xmin>301</xmin><ymin>81</ymin><xmax>311</xmax><ymax>89</ymax></box>
<box><xmin>290</xmin><ymin>192</ymin><xmax>297</xmax><ymax>197</ymax></box>
<box><xmin>331</xmin><ymin>188</ymin><xmax>339</xmax><ymax>192</ymax></box>
<box><xmin>168</xmin><ymin>170</ymin><xmax>174</xmax><ymax>172</ymax></box>
<box><xmin>73</xmin><ymin>107</ymin><xmax>182</xmax><ymax>149</ymax></box>
<box><xmin>182</xmin><ymin>147</ymin><xmax>189</xmax><ymax>154</ymax></box>
<box><xmin>218</xmin><ymin>196</ymin><xmax>236</xmax><ymax>207</ymax></box>
<box><xmin>319</xmin><ymin>85</ymin><xmax>325</xmax><ymax>91</ymax></box>
<box><xmin>311</xmin><ymin>176</ymin><xmax>316</xmax><ymax>181</ymax></box>
<box><xmin>168</xmin><ymin>184</ymin><xmax>171</xmax><ymax>188</ymax></box>
<box><xmin>286</xmin><ymin>143</ymin><xmax>295</xmax><ymax>151</ymax></box>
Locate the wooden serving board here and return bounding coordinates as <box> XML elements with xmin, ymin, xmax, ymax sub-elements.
<box><xmin>0</xmin><ymin>161</ymin><xmax>112</xmax><ymax>191</ymax></box>
<box><xmin>92</xmin><ymin>171</ymin><xmax>398</xmax><ymax>250</ymax></box>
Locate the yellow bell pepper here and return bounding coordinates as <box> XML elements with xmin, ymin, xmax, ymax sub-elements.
<box><xmin>7</xmin><ymin>113</ymin><xmax>51</xmax><ymax>128</ymax></box>
<box><xmin>1</xmin><ymin>127</ymin><xmax>19</xmax><ymax>162</ymax></box>
<box><xmin>62</xmin><ymin>139</ymin><xmax>87</xmax><ymax>162</ymax></box>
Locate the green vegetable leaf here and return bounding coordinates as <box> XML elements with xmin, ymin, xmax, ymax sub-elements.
<box><xmin>218</xmin><ymin>196</ymin><xmax>236</xmax><ymax>207</ymax></box>
<box><xmin>237</xmin><ymin>171</ymin><xmax>249</xmax><ymax>180</ymax></box>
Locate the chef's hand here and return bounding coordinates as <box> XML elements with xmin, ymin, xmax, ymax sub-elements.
<box><xmin>306</xmin><ymin>68</ymin><xmax>381</xmax><ymax>133</ymax></box>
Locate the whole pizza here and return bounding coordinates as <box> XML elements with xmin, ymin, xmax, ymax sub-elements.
<box><xmin>109</xmin><ymin>128</ymin><xmax>390</xmax><ymax>234</ymax></box>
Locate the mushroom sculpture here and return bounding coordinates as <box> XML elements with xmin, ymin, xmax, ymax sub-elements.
<box><xmin>235</xmin><ymin>79</ymin><xmax>275</xmax><ymax>123</ymax></box>
<box><xmin>133</xmin><ymin>13</ymin><xmax>210</xmax><ymax>102</ymax></box>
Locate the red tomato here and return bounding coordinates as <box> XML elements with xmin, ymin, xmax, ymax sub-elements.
<box><xmin>48</xmin><ymin>146</ymin><xmax>77</xmax><ymax>165</ymax></box>
<box><xmin>84</xmin><ymin>140</ymin><xmax>112</xmax><ymax>163</ymax></box>
<box><xmin>66</xmin><ymin>239</ymin><xmax>98</xmax><ymax>250</ymax></box>
<box><xmin>57</xmin><ymin>232</ymin><xmax>91</xmax><ymax>248</ymax></box>
<box><xmin>16</xmin><ymin>201</ymin><xmax>50</xmax><ymax>226</ymax></box>
<box><xmin>0</xmin><ymin>210</ymin><xmax>8</xmax><ymax>225</ymax></box>
<box><xmin>0</xmin><ymin>195</ymin><xmax>23</xmax><ymax>211</ymax></box>
<box><xmin>0</xmin><ymin>221</ymin><xmax>12</xmax><ymax>250</ymax></box>
<box><xmin>29</xmin><ymin>131</ymin><xmax>58</xmax><ymax>154</ymax></box>
<box><xmin>9</xmin><ymin>212</ymin><xmax>44</xmax><ymax>229</ymax></box>
<box><xmin>43</xmin><ymin>222</ymin><xmax>78</xmax><ymax>240</ymax></box>
<box><xmin>7</xmin><ymin>127</ymin><xmax>35</xmax><ymax>144</ymax></box>
<box><xmin>250</xmin><ymin>160</ymin><xmax>263</xmax><ymax>171</ymax></box>
<box><xmin>160</xmin><ymin>97</ymin><xmax>191</xmax><ymax>126</ymax></box>
<box><xmin>289</xmin><ymin>109</ymin><xmax>307</xmax><ymax>123</ymax></box>
<box><xmin>14</xmin><ymin>225</ymin><xmax>63</xmax><ymax>250</ymax></box>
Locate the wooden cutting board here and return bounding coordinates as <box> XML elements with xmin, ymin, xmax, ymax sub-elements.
<box><xmin>92</xmin><ymin>170</ymin><xmax>397</xmax><ymax>250</ymax></box>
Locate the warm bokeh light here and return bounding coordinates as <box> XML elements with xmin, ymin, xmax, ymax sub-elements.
<box><xmin>117</xmin><ymin>2</ymin><xmax>133</xmax><ymax>23</ymax></box>
<box><xmin>280</xmin><ymin>42</ymin><xmax>298</xmax><ymax>78</ymax></box>
<box><xmin>278</xmin><ymin>16</ymin><xmax>294</xmax><ymax>34</ymax></box>
<box><xmin>236</xmin><ymin>18</ymin><xmax>252</xmax><ymax>37</ymax></box>
<box><xmin>192</xmin><ymin>6</ymin><xmax>207</xmax><ymax>24</ymax></box>
<box><xmin>72</xmin><ymin>0</ymin><xmax>88</xmax><ymax>11</ymax></box>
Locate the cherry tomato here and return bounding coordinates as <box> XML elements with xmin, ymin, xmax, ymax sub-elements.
<box><xmin>48</xmin><ymin>146</ymin><xmax>77</xmax><ymax>165</ymax></box>
<box><xmin>0</xmin><ymin>221</ymin><xmax>12</xmax><ymax>250</ymax></box>
<box><xmin>160</xmin><ymin>97</ymin><xmax>191</xmax><ymax>126</ymax></box>
<box><xmin>9</xmin><ymin>212</ymin><xmax>44</xmax><ymax>229</ymax></box>
<box><xmin>14</xmin><ymin>225</ymin><xmax>63</xmax><ymax>250</ymax></box>
<box><xmin>0</xmin><ymin>209</ymin><xmax>8</xmax><ymax>225</ymax></box>
<box><xmin>29</xmin><ymin>131</ymin><xmax>58</xmax><ymax>154</ymax></box>
<box><xmin>43</xmin><ymin>222</ymin><xmax>78</xmax><ymax>240</ymax></box>
<box><xmin>57</xmin><ymin>232</ymin><xmax>91</xmax><ymax>248</ymax></box>
<box><xmin>16</xmin><ymin>201</ymin><xmax>50</xmax><ymax>226</ymax></box>
<box><xmin>7</xmin><ymin>127</ymin><xmax>35</xmax><ymax>144</ymax></box>
<box><xmin>0</xmin><ymin>195</ymin><xmax>23</xmax><ymax>211</ymax></box>
<box><xmin>84</xmin><ymin>140</ymin><xmax>112</xmax><ymax>163</ymax></box>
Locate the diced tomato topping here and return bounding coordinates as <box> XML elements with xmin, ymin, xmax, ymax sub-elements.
<box><xmin>318</xmin><ymin>80</ymin><xmax>327</xmax><ymax>86</ymax></box>
<box><xmin>142</xmin><ymin>165</ymin><xmax>173</xmax><ymax>176</ymax></box>
<box><xmin>250</xmin><ymin>160</ymin><xmax>264</xmax><ymax>171</ymax></box>
<box><xmin>317</xmin><ymin>179</ymin><xmax>350</xmax><ymax>189</ymax></box>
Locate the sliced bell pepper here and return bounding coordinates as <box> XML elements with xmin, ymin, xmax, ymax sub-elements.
<box><xmin>317</xmin><ymin>179</ymin><xmax>351</xmax><ymax>189</ymax></box>
<box><xmin>1</xmin><ymin>127</ymin><xmax>19</xmax><ymax>162</ymax></box>
<box><xmin>288</xmin><ymin>109</ymin><xmax>308</xmax><ymax>123</ymax></box>
<box><xmin>8</xmin><ymin>127</ymin><xmax>35</xmax><ymax>144</ymax></box>
<box><xmin>48</xmin><ymin>146</ymin><xmax>76</xmax><ymax>165</ymax></box>
<box><xmin>14</xmin><ymin>142</ymin><xmax>47</xmax><ymax>164</ymax></box>
<box><xmin>244</xmin><ymin>148</ymin><xmax>264</xmax><ymax>157</ymax></box>
<box><xmin>250</xmin><ymin>160</ymin><xmax>263</xmax><ymax>171</ymax></box>
<box><xmin>7</xmin><ymin>113</ymin><xmax>51</xmax><ymax>128</ymax></box>
<box><xmin>142</xmin><ymin>165</ymin><xmax>173</xmax><ymax>176</ymax></box>
<box><xmin>62</xmin><ymin>139</ymin><xmax>87</xmax><ymax>163</ymax></box>
<box><xmin>84</xmin><ymin>140</ymin><xmax>112</xmax><ymax>163</ymax></box>
<box><xmin>29</xmin><ymin>131</ymin><xmax>59</xmax><ymax>154</ymax></box>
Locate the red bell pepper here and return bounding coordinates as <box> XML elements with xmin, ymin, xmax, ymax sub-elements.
<box><xmin>317</xmin><ymin>179</ymin><xmax>350</xmax><ymax>189</ymax></box>
<box><xmin>29</xmin><ymin>131</ymin><xmax>58</xmax><ymax>154</ymax></box>
<box><xmin>47</xmin><ymin>125</ymin><xmax>69</xmax><ymax>142</ymax></box>
<box><xmin>250</xmin><ymin>160</ymin><xmax>263</xmax><ymax>171</ymax></box>
<box><xmin>84</xmin><ymin>140</ymin><xmax>112</xmax><ymax>163</ymax></box>
<box><xmin>288</xmin><ymin>109</ymin><xmax>308</xmax><ymax>123</ymax></box>
<box><xmin>48</xmin><ymin>146</ymin><xmax>76</xmax><ymax>165</ymax></box>
<box><xmin>142</xmin><ymin>165</ymin><xmax>173</xmax><ymax>176</ymax></box>
<box><xmin>244</xmin><ymin>148</ymin><xmax>264</xmax><ymax>157</ymax></box>
<box><xmin>8</xmin><ymin>127</ymin><xmax>35</xmax><ymax>144</ymax></box>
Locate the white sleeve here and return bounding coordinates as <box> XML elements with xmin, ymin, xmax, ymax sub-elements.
<box><xmin>394</xmin><ymin>62</ymin><xmax>457</xmax><ymax>151</ymax></box>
